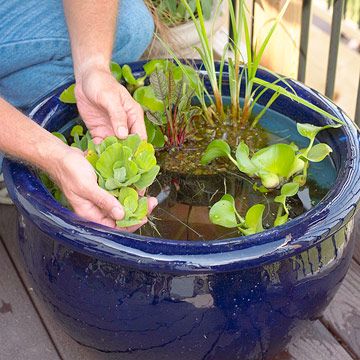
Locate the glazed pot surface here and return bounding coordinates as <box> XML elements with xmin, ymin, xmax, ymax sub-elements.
<box><xmin>4</xmin><ymin>61</ymin><xmax>360</xmax><ymax>359</ymax></box>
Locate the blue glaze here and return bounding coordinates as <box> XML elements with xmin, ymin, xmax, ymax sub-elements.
<box><xmin>3</xmin><ymin>61</ymin><xmax>360</xmax><ymax>359</ymax></box>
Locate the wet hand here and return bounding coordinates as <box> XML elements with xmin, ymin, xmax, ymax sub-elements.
<box><xmin>50</xmin><ymin>147</ymin><xmax>156</xmax><ymax>231</ymax></box>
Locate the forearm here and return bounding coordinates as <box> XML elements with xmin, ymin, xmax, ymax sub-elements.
<box><xmin>0</xmin><ymin>98</ymin><xmax>68</xmax><ymax>176</ymax></box>
<box><xmin>62</xmin><ymin>0</ymin><xmax>119</xmax><ymax>79</ymax></box>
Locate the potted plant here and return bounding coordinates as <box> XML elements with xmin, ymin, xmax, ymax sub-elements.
<box><xmin>3</xmin><ymin>0</ymin><xmax>360</xmax><ymax>359</ymax></box>
<box><xmin>144</xmin><ymin>0</ymin><xmax>226</xmax><ymax>58</ymax></box>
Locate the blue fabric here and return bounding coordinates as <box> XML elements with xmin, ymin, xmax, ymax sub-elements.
<box><xmin>0</xmin><ymin>0</ymin><xmax>154</xmax><ymax>173</ymax></box>
<box><xmin>0</xmin><ymin>0</ymin><xmax>154</xmax><ymax>109</ymax></box>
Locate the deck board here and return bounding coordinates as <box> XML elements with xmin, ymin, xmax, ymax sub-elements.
<box><xmin>322</xmin><ymin>260</ymin><xmax>360</xmax><ymax>359</ymax></box>
<box><xmin>0</xmin><ymin>234</ymin><xmax>60</xmax><ymax>360</ymax></box>
<box><xmin>274</xmin><ymin>321</ymin><xmax>353</xmax><ymax>360</ymax></box>
<box><xmin>0</xmin><ymin>205</ymin><xmax>358</xmax><ymax>360</ymax></box>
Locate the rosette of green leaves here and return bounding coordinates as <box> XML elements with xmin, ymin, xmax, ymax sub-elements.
<box><xmin>209</xmin><ymin>194</ymin><xmax>265</xmax><ymax>235</ymax></box>
<box><xmin>116</xmin><ymin>187</ymin><xmax>148</xmax><ymax>227</ymax></box>
<box><xmin>94</xmin><ymin>134</ymin><xmax>160</xmax><ymax>194</ymax></box>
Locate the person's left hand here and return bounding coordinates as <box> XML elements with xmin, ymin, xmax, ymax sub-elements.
<box><xmin>74</xmin><ymin>64</ymin><xmax>147</xmax><ymax>144</ymax></box>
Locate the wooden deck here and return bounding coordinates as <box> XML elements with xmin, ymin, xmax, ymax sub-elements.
<box><xmin>0</xmin><ymin>204</ymin><xmax>359</xmax><ymax>360</ymax></box>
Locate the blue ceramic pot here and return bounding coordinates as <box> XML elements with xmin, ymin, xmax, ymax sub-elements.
<box><xmin>4</xmin><ymin>61</ymin><xmax>360</xmax><ymax>359</ymax></box>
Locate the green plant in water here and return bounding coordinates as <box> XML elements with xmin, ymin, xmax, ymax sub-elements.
<box><xmin>274</xmin><ymin>182</ymin><xmax>299</xmax><ymax>226</ymax></box>
<box><xmin>203</xmin><ymin>123</ymin><xmax>340</xmax><ymax>233</ymax></box>
<box><xmin>209</xmin><ymin>194</ymin><xmax>265</xmax><ymax>235</ymax></box>
<box><xmin>133</xmin><ymin>59</ymin><xmax>202</xmax><ymax>148</ymax></box>
<box><xmin>40</xmin><ymin>125</ymin><xmax>160</xmax><ymax>228</ymax></box>
<box><xmin>201</xmin><ymin>123</ymin><xmax>340</xmax><ymax>189</ymax></box>
<box><xmin>95</xmin><ymin>134</ymin><xmax>160</xmax><ymax>194</ymax></box>
<box><xmin>116</xmin><ymin>187</ymin><xmax>149</xmax><ymax>227</ymax></box>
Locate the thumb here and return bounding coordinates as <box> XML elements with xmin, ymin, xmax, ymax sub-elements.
<box><xmin>88</xmin><ymin>186</ymin><xmax>125</xmax><ymax>220</ymax></box>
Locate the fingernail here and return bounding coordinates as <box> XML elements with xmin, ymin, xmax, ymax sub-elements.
<box><xmin>111</xmin><ymin>207</ymin><xmax>124</xmax><ymax>220</ymax></box>
<box><xmin>117</xmin><ymin>126</ymin><xmax>128</xmax><ymax>139</ymax></box>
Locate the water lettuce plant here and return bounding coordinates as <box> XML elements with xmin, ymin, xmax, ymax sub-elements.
<box><xmin>40</xmin><ymin>126</ymin><xmax>160</xmax><ymax>228</ymax></box>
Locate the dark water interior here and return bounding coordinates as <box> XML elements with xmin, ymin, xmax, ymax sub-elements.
<box><xmin>140</xmin><ymin>103</ymin><xmax>337</xmax><ymax>241</ymax></box>
<box><xmin>46</xmin><ymin>101</ymin><xmax>337</xmax><ymax>241</ymax></box>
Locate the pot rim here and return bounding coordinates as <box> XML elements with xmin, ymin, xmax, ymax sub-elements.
<box><xmin>4</xmin><ymin>60</ymin><xmax>360</xmax><ymax>273</ymax></box>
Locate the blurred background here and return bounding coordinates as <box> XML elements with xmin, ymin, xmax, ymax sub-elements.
<box><xmin>145</xmin><ymin>0</ymin><xmax>360</xmax><ymax>122</ymax></box>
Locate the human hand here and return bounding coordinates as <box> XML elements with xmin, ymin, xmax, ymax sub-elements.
<box><xmin>50</xmin><ymin>147</ymin><xmax>157</xmax><ymax>232</ymax></box>
<box><xmin>75</xmin><ymin>64</ymin><xmax>146</xmax><ymax>144</ymax></box>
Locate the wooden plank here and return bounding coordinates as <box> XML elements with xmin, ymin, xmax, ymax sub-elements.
<box><xmin>0</xmin><ymin>236</ymin><xmax>60</xmax><ymax>360</ymax></box>
<box><xmin>274</xmin><ymin>320</ymin><xmax>353</xmax><ymax>360</ymax></box>
<box><xmin>322</xmin><ymin>260</ymin><xmax>360</xmax><ymax>359</ymax></box>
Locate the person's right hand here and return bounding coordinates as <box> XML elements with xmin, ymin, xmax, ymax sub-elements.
<box><xmin>49</xmin><ymin>147</ymin><xmax>157</xmax><ymax>232</ymax></box>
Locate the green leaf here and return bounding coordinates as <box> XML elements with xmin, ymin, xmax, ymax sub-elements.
<box><xmin>143</xmin><ymin>59</ymin><xmax>175</xmax><ymax>76</ymax></box>
<box><xmin>114</xmin><ymin>167</ymin><xmax>127</xmax><ymax>183</ymax></box>
<box><xmin>133</xmin><ymin>197</ymin><xmax>148</xmax><ymax>219</ymax></box>
<box><xmin>297</xmin><ymin>123</ymin><xmax>342</xmax><ymax>141</ymax></box>
<box><xmin>146</xmin><ymin>111</ymin><xmax>164</xmax><ymax>126</ymax></box>
<box><xmin>209</xmin><ymin>194</ymin><xmax>239</xmax><ymax>228</ymax></box>
<box><xmin>252</xmin><ymin>144</ymin><xmax>296</xmax><ymax>178</ymax></box>
<box><xmin>122</xmin><ymin>64</ymin><xmax>139</xmax><ymax>85</ymax></box>
<box><xmin>281</xmin><ymin>182</ymin><xmax>299</xmax><ymax>197</ymax></box>
<box><xmin>134</xmin><ymin>165</ymin><xmax>160</xmax><ymax>190</ymax></box>
<box><xmin>293</xmin><ymin>174</ymin><xmax>306</xmax><ymax>186</ymax></box>
<box><xmin>235</xmin><ymin>142</ymin><xmax>257</xmax><ymax>176</ymax></box>
<box><xmin>201</xmin><ymin>140</ymin><xmax>231</xmax><ymax>165</ymax></box>
<box><xmin>98</xmin><ymin>174</ymin><xmax>106</xmax><ymax>188</ymax></box>
<box><xmin>85</xmin><ymin>150</ymin><xmax>99</xmax><ymax>168</ymax></box>
<box><xmin>274</xmin><ymin>213</ymin><xmax>289</xmax><ymax>227</ymax></box>
<box><xmin>96</xmin><ymin>143</ymin><xmax>124</xmax><ymax>179</ymax></box>
<box><xmin>145</xmin><ymin>118</ymin><xmax>155</xmax><ymax>143</ymax></box>
<box><xmin>150</xmin><ymin>69</ymin><xmax>168</xmax><ymax>101</ymax></box>
<box><xmin>119</xmin><ymin>187</ymin><xmax>138</xmax><ymax>206</ymax></box>
<box><xmin>70</xmin><ymin>125</ymin><xmax>84</xmax><ymax>137</ymax></box>
<box><xmin>152</xmin><ymin>127</ymin><xmax>165</xmax><ymax>148</ymax></box>
<box><xmin>99</xmin><ymin>136</ymin><xmax>118</xmax><ymax>153</ymax></box>
<box><xmin>120</xmin><ymin>134</ymin><xmax>141</xmax><ymax>153</ymax></box>
<box><xmin>173</xmin><ymin>64</ymin><xmax>199</xmax><ymax>90</ymax></box>
<box><xmin>306</xmin><ymin>143</ymin><xmax>332</xmax><ymax>162</ymax></box>
<box><xmin>59</xmin><ymin>84</ymin><xmax>76</xmax><ymax>104</ymax></box>
<box><xmin>52</xmin><ymin>132</ymin><xmax>68</xmax><ymax>144</ymax></box>
<box><xmin>120</xmin><ymin>174</ymin><xmax>141</xmax><ymax>187</ymax></box>
<box><xmin>274</xmin><ymin>194</ymin><xmax>286</xmax><ymax>206</ymax></box>
<box><xmin>133</xmin><ymin>86</ymin><xmax>164</xmax><ymax>112</ymax></box>
<box><xmin>105</xmin><ymin>178</ymin><xmax>122</xmax><ymax>191</ymax></box>
<box><xmin>116</xmin><ymin>188</ymin><xmax>148</xmax><ymax>228</ymax></box>
<box><xmin>243</xmin><ymin>204</ymin><xmax>265</xmax><ymax>235</ymax></box>
<box><xmin>110</xmin><ymin>61</ymin><xmax>122</xmax><ymax>81</ymax></box>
